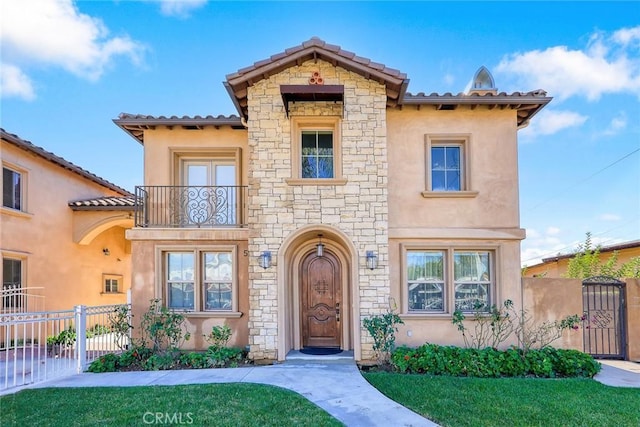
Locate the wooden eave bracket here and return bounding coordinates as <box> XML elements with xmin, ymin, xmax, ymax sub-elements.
<box><xmin>280</xmin><ymin>85</ymin><xmax>345</xmax><ymax>117</ymax></box>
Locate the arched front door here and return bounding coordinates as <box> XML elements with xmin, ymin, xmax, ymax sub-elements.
<box><xmin>300</xmin><ymin>250</ymin><xmax>342</xmax><ymax>348</ymax></box>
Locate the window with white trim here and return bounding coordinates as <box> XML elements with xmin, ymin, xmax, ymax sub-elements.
<box><xmin>3</xmin><ymin>166</ymin><xmax>23</xmax><ymax>210</ymax></box>
<box><xmin>424</xmin><ymin>135</ymin><xmax>474</xmax><ymax>195</ymax></box>
<box><xmin>405</xmin><ymin>248</ymin><xmax>494</xmax><ymax>313</ymax></box>
<box><xmin>103</xmin><ymin>274</ymin><xmax>122</xmax><ymax>293</ymax></box>
<box><xmin>163</xmin><ymin>248</ymin><xmax>236</xmax><ymax>312</ymax></box>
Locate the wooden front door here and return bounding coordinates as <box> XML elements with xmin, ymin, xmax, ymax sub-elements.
<box><xmin>301</xmin><ymin>250</ymin><xmax>341</xmax><ymax>348</ymax></box>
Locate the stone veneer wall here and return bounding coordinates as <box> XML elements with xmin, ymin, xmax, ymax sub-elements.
<box><xmin>246</xmin><ymin>59</ymin><xmax>390</xmax><ymax>360</ymax></box>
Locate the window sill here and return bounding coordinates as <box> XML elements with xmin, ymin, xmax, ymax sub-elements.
<box><xmin>175</xmin><ymin>311</ymin><xmax>243</xmax><ymax>319</ymax></box>
<box><xmin>285</xmin><ymin>178</ymin><xmax>348</xmax><ymax>186</ymax></box>
<box><xmin>101</xmin><ymin>292</ymin><xmax>124</xmax><ymax>295</ymax></box>
<box><xmin>421</xmin><ymin>191</ymin><xmax>479</xmax><ymax>198</ymax></box>
<box><xmin>1</xmin><ymin>207</ymin><xmax>33</xmax><ymax>219</ymax></box>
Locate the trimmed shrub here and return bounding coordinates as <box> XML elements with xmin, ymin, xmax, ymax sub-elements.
<box><xmin>391</xmin><ymin>344</ymin><xmax>601</xmax><ymax>378</ymax></box>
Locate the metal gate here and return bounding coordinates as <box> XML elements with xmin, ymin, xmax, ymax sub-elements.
<box><xmin>582</xmin><ymin>276</ymin><xmax>626</xmax><ymax>359</ymax></box>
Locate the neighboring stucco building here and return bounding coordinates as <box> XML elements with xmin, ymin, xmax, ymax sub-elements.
<box><xmin>523</xmin><ymin>240</ymin><xmax>640</xmax><ymax>278</ymax></box>
<box><xmin>1</xmin><ymin>129</ymin><xmax>134</xmax><ymax>312</ymax></box>
<box><xmin>115</xmin><ymin>38</ymin><xmax>551</xmax><ymax>362</ymax></box>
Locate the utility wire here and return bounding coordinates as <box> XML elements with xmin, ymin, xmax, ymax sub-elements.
<box><xmin>524</xmin><ymin>147</ymin><xmax>640</xmax><ymax>212</ymax></box>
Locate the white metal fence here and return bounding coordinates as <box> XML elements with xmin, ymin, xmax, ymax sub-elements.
<box><xmin>1</xmin><ymin>286</ymin><xmax>45</xmax><ymax>314</ymax></box>
<box><xmin>0</xmin><ymin>303</ymin><xmax>131</xmax><ymax>393</ymax></box>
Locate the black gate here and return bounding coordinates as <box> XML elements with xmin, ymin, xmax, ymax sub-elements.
<box><xmin>582</xmin><ymin>276</ymin><xmax>626</xmax><ymax>359</ymax></box>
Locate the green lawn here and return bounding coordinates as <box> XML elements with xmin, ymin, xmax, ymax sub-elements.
<box><xmin>364</xmin><ymin>372</ymin><xmax>640</xmax><ymax>427</ymax></box>
<box><xmin>0</xmin><ymin>384</ymin><xmax>342</xmax><ymax>427</ymax></box>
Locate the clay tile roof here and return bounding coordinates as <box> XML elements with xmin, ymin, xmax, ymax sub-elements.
<box><xmin>401</xmin><ymin>90</ymin><xmax>552</xmax><ymax>127</ymax></box>
<box><xmin>1</xmin><ymin>129</ymin><xmax>133</xmax><ymax>196</ymax></box>
<box><xmin>224</xmin><ymin>37</ymin><xmax>410</xmax><ymax>119</ymax></box>
<box><xmin>113</xmin><ymin>113</ymin><xmax>244</xmax><ymax>144</ymax></box>
<box><xmin>68</xmin><ymin>196</ymin><xmax>137</xmax><ymax>211</ymax></box>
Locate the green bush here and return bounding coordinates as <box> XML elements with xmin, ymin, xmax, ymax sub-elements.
<box><xmin>391</xmin><ymin>344</ymin><xmax>601</xmax><ymax>378</ymax></box>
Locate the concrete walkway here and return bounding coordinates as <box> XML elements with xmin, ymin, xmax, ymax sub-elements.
<box><xmin>594</xmin><ymin>360</ymin><xmax>640</xmax><ymax>388</ymax></box>
<box><xmin>27</xmin><ymin>360</ymin><xmax>438</xmax><ymax>427</ymax></box>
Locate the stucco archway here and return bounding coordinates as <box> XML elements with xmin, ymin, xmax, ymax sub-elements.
<box><xmin>277</xmin><ymin>225</ymin><xmax>361</xmax><ymax>361</ymax></box>
<box><xmin>74</xmin><ymin>214</ymin><xmax>134</xmax><ymax>245</ymax></box>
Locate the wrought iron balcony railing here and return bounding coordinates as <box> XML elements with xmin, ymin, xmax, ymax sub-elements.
<box><xmin>134</xmin><ymin>186</ymin><xmax>248</xmax><ymax>228</ymax></box>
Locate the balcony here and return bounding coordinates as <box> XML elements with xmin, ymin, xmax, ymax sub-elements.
<box><xmin>134</xmin><ymin>186</ymin><xmax>248</xmax><ymax>228</ymax></box>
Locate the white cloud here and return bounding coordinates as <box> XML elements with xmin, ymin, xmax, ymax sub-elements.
<box><xmin>601</xmin><ymin>111</ymin><xmax>627</xmax><ymax>136</ymax></box>
<box><xmin>598</xmin><ymin>213</ymin><xmax>621</xmax><ymax>221</ymax></box>
<box><xmin>520</xmin><ymin>109</ymin><xmax>588</xmax><ymax>138</ymax></box>
<box><xmin>497</xmin><ymin>26</ymin><xmax>640</xmax><ymax>101</ymax></box>
<box><xmin>0</xmin><ymin>63</ymin><xmax>35</xmax><ymax>100</ymax></box>
<box><xmin>0</xmin><ymin>0</ymin><xmax>144</xmax><ymax>98</ymax></box>
<box><xmin>613</xmin><ymin>26</ymin><xmax>640</xmax><ymax>47</ymax></box>
<box><xmin>546</xmin><ymin>226</ymin><xmax>561</xmax><ymax>236</ymax></box>
<box><xmin>157</xmin><ymin>0</ymin><xmax>207</xmax><ymax>17</ymax></box>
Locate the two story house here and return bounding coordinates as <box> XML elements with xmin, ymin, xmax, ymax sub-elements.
<box><xmin>1</xmin><ymin>129</ymin><xmax>134</xmax><ymax>313</ymax></box>
<box><xmin>115</xmin><ymin>38</ymin><xmax>550</xmax><ymax>362</ymax></box>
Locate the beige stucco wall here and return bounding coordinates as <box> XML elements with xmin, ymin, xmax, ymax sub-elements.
<box><xmin>626</xmin><ymin>278</ymin><xmax>640</xmax><ymax>361</ymax></box>
<box><xmin>1</xmin><ymin>140</ymin><xmax>131</xmax><ymax>311</ymax></box>
<box><xmin>127</xmin><ymin>126</ymin><xmax>251</xmax><ymax>350</ymax></box>
<box><xmin>246</xmin><ymin>59</ymin><xmax>390</xmax><ymax>361</ymax></box>
<box><xmin>387</xmin><ymin>107</ymin><xmax>521</xmax><ymax>229</ymax></box>
<box><xmin>522</xmin><ymin>277</ymin><xmax>583</xmax><ymax>350</ymax></box>
<box><xmin>126</xmin><ymin>234</ymin><xmax>250</xmax><ymax>350</ymax></box>
<box><xmin>385</xmin><ymin>105</ymin><xmax>525</xmax><ymax>348</ymax></box>
<box><xmin>141</xmin><ymin>127</ymin><xmax>248</xmax><ymax>187</ymax></box>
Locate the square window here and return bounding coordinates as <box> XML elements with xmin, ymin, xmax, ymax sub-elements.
<box><xmin>163</xmin><ymin>248</ymin><xmax>236</xmax><ymax>312</ymax></box>
<box><xmin>301</xmin><ymin>130</ymin><xmax>334</xmax><ymax>178</ymax></box>
<box><xmin>3</xmin><ymin>166</ymin><xmax>22</xmax><ymax>210</ymax></box>
<box><xmin>103</xmin><ymin>274</ymin><xmax>122</xmax><ymax>293</ymax></box>
<box><xmin>404</xmin><ymin>247</ymin><xmax>494</xmax><ymax>314</ymax></box>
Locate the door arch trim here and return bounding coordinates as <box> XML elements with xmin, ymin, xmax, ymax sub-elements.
<box><xmin>277</xmin><ymin>225</ymin><xmax>361</xmax><ymax>361</ymax></box>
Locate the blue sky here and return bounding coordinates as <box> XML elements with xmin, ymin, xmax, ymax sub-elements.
<box><xmin>1</xmin><ymin>1</ymin><xmax>639</xmax><ymax>266</ymax></box>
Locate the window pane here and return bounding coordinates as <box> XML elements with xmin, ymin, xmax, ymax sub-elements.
<box><xmin>446</xmin><ymin>171</ymin><xmax>461</xmax><ymax>191</ymax></box>
<box><xmin>445</xmin><ymin>147</ymin><xmax>460</xmax><ymax>169</ymax></box>
<box><xmin>454</xmin><ymin>251</ymin><xmax>491</xmax><ymax>312</ymax></box>
<box><xmin>215</xmin><ymin>165</ymin><xmax>235</xmax><ymax>186</ymax></box>
<box><xmin>455</xmin><ymin>283</ymin><xmax>489</xmax><ymax>311</ymax></box>
<box><xmin>454</xmin><ymin>252</ymin><xmax>490</xmax><ymax>281</ymax></box>
<box><xmin>3</xmin><ymin>168</ymin><xmax>21</xmax><ymax>210</ymax></box>
<box><xmin>168</xmin><ymin>253</ymin><xmax>194</xmax><ymax>280</ymax></box>
<box><xmin>205</xmin><ymin>282</ymin><xmax>232</xmax><ymax>310</ymax></box>
<box><xmin>3</xmin><ymin>258</ymin><xmax>22</xmax><ymax>309</ymax></box>
<box><xmin>407</xmin><ymin>251</ymin><xmax>444</xmax><ymax>312</ymax></box>
<box><xmin>317</xmin><ymin>156</ymin><xmax>334</xmax><ymax>178</ymax></box>
<box><xmin>317</xmin><ymin>131</ymin><xmax>333</xmax><ymax>155</ymax></box>
<box><xmin>302</xmin><ymin>132</ymin><xmax>317</xmax><ymax>154</ymax></box>
<box><xmin>431</xmin><ymin>147</ymin><xmax>445</xmax><ymax>170</ymax></box>
<box><xmin>431</xmin><ymin>171</ymin><xmax>446</xmax><ymax>191</ymax></box>
<box><xmin>187</xmin><ymin>164</ymin><xmax>209</xmax><ymax>186</ymax></box>
<box><xmin>407</xmin><ymin>251</ymin><xmax>443</xmax><ymax>280</ymax></box>
<box><xmin>409</xmin><ymin>283</ymin><xmax>444</xmax><ymax>311</ymax></box>
<box><xmin>167</xmin><ymin>253</ymin><xmax>194</xmax><ymax>309</ymax></box>
<box><xmin>203</xmin><ymin>252</ymin><xmax>233</xmax><ymax>281</ymax></box>
<box><xmin>301</xmin><ymin>156</ymin><xmax>316</xmax><ymax>178</ymax></box>
<box><xmin>168</xmin><ymin>282</ymin><xmax>194</xmax><ymax>309</ymax></box>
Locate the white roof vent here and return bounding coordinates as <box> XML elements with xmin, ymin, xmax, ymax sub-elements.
<box><xmin>469</xmin><ymin>66</ymin><xmax>497</xmax><ymax>95</ymax></box>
